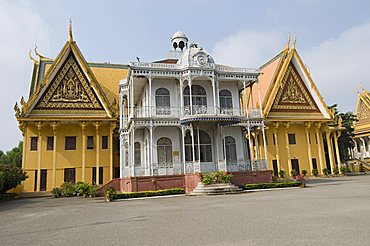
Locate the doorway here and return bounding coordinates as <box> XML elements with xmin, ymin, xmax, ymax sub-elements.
<box><xmin>291</xmin><ymin>159</ymin><xmax>300</xmax><ymax>175</ymax></box>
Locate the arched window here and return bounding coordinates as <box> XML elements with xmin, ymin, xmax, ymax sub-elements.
<box><xmin>184</xmin><ymin>129</ymin><xmax>212</xmax><ymax>162</ymax></box>
<box><xmin>223</xmin><ymin>136</ymin><xmax>237</xmax><ymax>163</ymax></box>
<box><xmin>183</xmin><ymin>85</ymin><xmax>207</xmax><ymax>106</ymax></box>
<box><xmin>157</xmin><ymin>137</ymin><xmax>172</xmax><ymax>164</ymax></box>
<box><xmin>219</xmin><ymin>90</ymin><xmax>233</xmax><ymax>109</ymax></box>
<box><xmin>134</xmin><ymin>142</ymin><xmax>141</xmax><ymax>167</ymax></box>
<box><xmin>155</xmin><ymin>88</ymin><xmax>170</xmax><ymax>115</ymax></box>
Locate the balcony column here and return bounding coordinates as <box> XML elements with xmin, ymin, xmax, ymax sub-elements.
<box><xmin>130</xmin><ymin>77</ymin><xmax>134</xmax><ymax>118</ymax></box>
<box><xmin>273</xmin><ymin>122</ymin><xmax>281</xmax><ymax>173</ymax></box>
<box><xmin>119</xmin><ymin>131</ymin><xmax>124</xmax><ymax>178</ymax></box>
<box><xmin>212</xmin><ymin>77</ymin><xmax>217</xmax><ymax>114</ymax></box>
<box><xmin>148</xmin><ymin>76</ymin><xmax>152</xmax><ymax>117</ymax></box>
<box><xmin>334</xmin><ymin>131</ymin><xmax>341</xmax><ymax>173</ymax></box>
<box><xmin>94</xmin><ymin>122</ymin><xmax>100</xmax><ymax>184</ymax></box>
<box><xmin>181</xmin><ymin>127</ymin><xmax>186</xmax><ymax>174</ymax></box>
<box><xmin>257</xmin><ymin>78</ymin><xmax>268</xmax><ymax>168</ymax></box>
<box><xmin>131</xmin><ymin>126</ymin><xmax>135</xmax><ymax>176</ymax></box>
<box><xmin>50</xmin><ymin>122</ymin><xmax>59</xmax><ymax>189</ymax></box>
<box><xmin>326</xmin><ymin>130</ymin><xmax>335</xmax><ymax>174</ymax></box>
<box><xmin>180</xmin><ymin>78</ymin><xmax>184</xmax><ymax>115</ymax></box>
<box><xmin>315</xmin><ymin>122</ymin><xmax>324</xmax><ymax>175</ymax></box>
<box><xmin>197</xmin><ymin>125</ymin><xmax>201</xmax><ymax>163</ymax></box>
<box><xmin>36</xmin><ymin>122</ymin><xmax>43</xmax><ymax>192</ymax></box>
<box><xmin>149</xmin><ymin>124</ymin><xmax>153</xmax><ymax>176</ymax></box>
<box><xmin>284</xmin><ymin>122</ymin><xmax>292</xmax><ymax>176</ymax></box>
<box><xmin>247</xmin><ymin>126</ymin><xmax>254</xmax><ymax>170</ymax></box>
<box><xmin>191</xmin><ymin>124</ymin><xmax>195</xmax><ymax>163</ymax></box>
<box><xmin>189</xmin><ymin>77</ymin><xmax>193</xmax><ymax>115</ymax></box>
<box><xmin>304</xmin><ymin>122</ymin><xmax>313</xmax><ymax>173</ymax></box>
<box><xmin>119</xmin><ymin>87</ymin><xmax>123</xmax><ymax>129</ymax></box>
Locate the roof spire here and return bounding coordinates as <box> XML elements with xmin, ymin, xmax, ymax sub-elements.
<box><xmin>28</xmin><ymin>49</ymin><xmax>37</xmax><ymax>63</ymax></box>
<box><xmin>291</xmin><ymin>33</ymin><xmax>297</xmax><ymax>49</ymax></box>
<box><xmin>285</xmin><ymin>33</ymin><xmax>290</xmax><ymax>50</ymax></box>
<box><xmin>69</xmin><ymin>19</ymin><xmax>73</xmax><ymax>42</ymax></box>
<box><xmin>360</xmin><ymin>82</ymin><xmax>366</xmax><ymax>92</ymax></box>
<box><xmin>356</xmin><ymin>84</ymin><xmax>360</xmax><ymax>94</ymax></box>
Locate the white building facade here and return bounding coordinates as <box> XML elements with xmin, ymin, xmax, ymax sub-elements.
<box><xmin>119</xmin><ymin>32</ymin><xmax>268</xmax><ymax>177</ymax></box>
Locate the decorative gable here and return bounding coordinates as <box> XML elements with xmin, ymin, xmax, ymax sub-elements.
<box><xmin>357</xmin><ymin>99</ymin><xmax>370</xmax><ymax>123</ymax></box>
<box><xmin>34</xmin><ymin>52</ymin><xmax>104</xmax><ymax>111</ymax></box>
<box><xmin>270</xmin><ymin>63</ymin><xmax>319</xmax><ymax>112</ymax></box>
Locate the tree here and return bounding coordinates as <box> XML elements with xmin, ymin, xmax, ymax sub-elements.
<box><xmin>0</xmin><ymin>164</ymin><xmax>28</xmax><ymax>194</ymax></box>
<box><xmin>0</xmin><ymin>141</ymin><xmax>23</xmax><ymax>167</ymax></box>
<box><xmin>338</xmin><ymin>112</ymin><xmax>357</xmax><ymax>162</ymax></box>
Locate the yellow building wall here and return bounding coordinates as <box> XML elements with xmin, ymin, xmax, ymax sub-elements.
<box><xmin>22</xmin><ymin>122</ymin><xmax>115</xmax><ymax>192</ymax></box>
<box><xmin>264</xmin><ymin>123</ymin><xmax>326</xmax><ymax>175</ymax></box>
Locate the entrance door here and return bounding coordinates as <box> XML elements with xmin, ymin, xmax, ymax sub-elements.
<box><xmin>291</xmin><ymin>159</ymin><xmax>300</xmax><ymax>174</ymax></box>
<box><xmin>272</xmin><ymin>160</ymin><xmax>278</xmax><ymax>177</ymax></box>
<box><xmin>34</xmin><ymin>170</ymin><xmax>38</xmax><ymax>192</ymax></box>
<box><xmin>40</xmin><ymin>169</ymin><xmax>47</xmax><ymax>191</ymax></box>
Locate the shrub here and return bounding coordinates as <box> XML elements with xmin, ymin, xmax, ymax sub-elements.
<box><xmin>278</xmin><ymin>169</ymin><xmax>286</xmax><ymax>178</ymax></box>
<box><xmin>301</xmin><ymin>170</ymin><xmax>308</xmax><ymax>176</ymax></box>
<box><xmin>105</xmin><ymin>187</ymin><xmax>116</xmax><ymax>202</ymax></box>
<box><xmin>88</xmin><ymin>185</ymin><xmax>100</xmax><ymax>197</ymax></box>
<box><xmin>322</xmin><ymin>168</ymin><xmax>329</xmax><ymax>176</ymax></box>
<box><xmin>61</xmin><ymin>182</ymin><xmax>77</xmax><ymax>197</ymax></box>
<box><xmin>0</xmin><ymin>164</ymin><xmax>28</xmax><ymax>194</ymax></box>
<box><xmin>290</xmin><ymin>169</ymin><xmax>298</xmax><ymax>177</ymax></box>
<box><xmin>114</xmin><ymin>188</ymin><xmax>185</xmax><ymax>200</ymax></box>
<box><xmin>312</xmin><ymin>169</ymin><xmax>319</xmax><ymax>177</ymax></box>
<box><xmin>51</xmin><ymin>188</ymin><xmax>62</xmax><ymax>198</ymax></box>
<box><xmin>340</xmin><ymin>166</ymin><xmax>349</xmax><ymax>174</ymax></box>
<box><xmin>201</xmin><ymin>171</ymin><xmax>233</xmax><ymax>185</ymax></box>
<box><xmin>75</xmin><ymin>182</ymin><xmax>91</xmax><ymax>197</ymax></box>
<box><xmin>244</xmin><ymin>181</ymin><xmax>301</xmax><ymax>190</ymax></box>
<box><xmin>0</xmin><ymin>193</ymin><xmax>17</xmax><ymax>200</ymax></box>
<box><xmin>333</xmin><ymin>167</ymin><xmax>339</xmax><ymax>175</ymax></box>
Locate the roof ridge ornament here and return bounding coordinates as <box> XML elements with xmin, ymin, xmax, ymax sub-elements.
<box><xmin>285</xmin><ymin>33</ymin><xmax>290</xmax><ymax>50</ymax></box>
<box><xmin>69</xmin><ymin>19</ymin><xmax>73</xmax><ymax>42</ymax></box>
<box><xmin>291</xmin><ymin>33</ymin><xmax>297</xmax><ymax>49</ymax></box>
<box><xmin>28</xmin><ymin>49</ymin><xmax>37</xmax><ymax>63</ymax></box>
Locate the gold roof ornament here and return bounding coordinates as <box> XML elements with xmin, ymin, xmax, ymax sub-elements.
<box><xmin>14</xmin><ymin>102</ymin><xmax>21</xmax><ymax>118</ymax></box>
<box><xmin>291</xmin><ymin>33</ymin><xmax>297</xmax><ymax>49</ymax></box>
<box><xmin>69</xmin><ymin>19</ymin><xmax>73</xmax><ymax>42</ymax></box>
<box><xmin>28</xmin><ymin>49</ymin><xmax>37</xmax><ymax>63</ymax></box>
<box><xmin>285</xmin><ymin>33</ymin><xmax>290</xmax><ymax>50</ymax></box>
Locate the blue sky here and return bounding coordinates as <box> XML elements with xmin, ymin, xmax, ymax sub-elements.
<box><xmin>1</xmin><ymin>0</ymin><xmax>370</xmax><ymax>151</ymax></box>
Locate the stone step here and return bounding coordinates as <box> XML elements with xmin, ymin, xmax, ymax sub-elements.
<box><xmin>190</xmin><ymin>181</ymin><xmax>243</xmax><ymax>195</ymax></box>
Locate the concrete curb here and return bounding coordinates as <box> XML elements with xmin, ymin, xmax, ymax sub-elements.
<box><xmin>114</xmin><ymin>194</ymin><xmax>186</xmax><ymax>202</ymax></box>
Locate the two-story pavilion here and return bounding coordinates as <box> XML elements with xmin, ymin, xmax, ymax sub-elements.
<box><xmin>119</xmin><ymin>32</ymin><xmax>268</xmax><ymax>178</ymax></box>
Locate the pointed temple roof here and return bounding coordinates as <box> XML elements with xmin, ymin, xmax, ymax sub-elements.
<box><xmin>17</xmin><ymin>23</ymin><xmax>128</xmax><ymax>120</ymax></box>
<box><xmin>249</xmin><ymin>35</ymin><xmax>334</xmax><ymax>122</ymax></box>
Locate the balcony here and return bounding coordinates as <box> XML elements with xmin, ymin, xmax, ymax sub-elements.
<box><xmin>127</xmin><ymin>106</ymin><xmax>262</xmax><ymax>124</ymax></box>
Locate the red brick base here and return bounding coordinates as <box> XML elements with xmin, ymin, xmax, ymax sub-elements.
<box><xmin>100</xmin><ymin>171</ymin><xmax>271</xmax><ymax>195</ymax></box>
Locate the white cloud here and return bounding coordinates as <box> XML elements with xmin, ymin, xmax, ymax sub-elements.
<box><xmin>302</xmin><ymin>21</ymin><xmax>370</xmax><ymax>112</ymax></box>
<box><xmin>212</xmin><ymin>23</ymin><xmax>370</xmax><ymax>113</ymax></box>
<box><xmin>212</xmin><ymin>30</ymin><xmax>286</xmax><ymax>68</ymax></box>
<box><xmin>0</xmin><ymin>1</ymin><xmax>54</xmax><ymax>151</ymax></box>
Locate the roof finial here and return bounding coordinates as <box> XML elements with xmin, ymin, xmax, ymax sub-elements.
<box><xmin>69</xmin><ymin>19</ymin><xmax>73</xmax><ymax>42</ymax></box>
<box><xmin>34</xmin><ymin>44</ymin><xmax>44</xmax><ymax>59</ymax></box>
<box><xmin>356</xmin><ymin>84</ymin><xmax>360</xmax><ymax>94</ymax></box>
<box><xmin>360</xmin><ymin>82</ymin><xmax>366</xmax><ymax>92</ymax></box>
<box><xmin>28</xmin><ymin>49</ymin><xmax>37</xmax><ymax>63</ymax></box>
<box><xmin>292</xmin><ymin>33</ymin><xmax>297</xmax><ymax>49</ymax></box>
<box><xmin>285</xmin><ymin>33</ymin><xmax>290</xmax><ymax>50</ymax></box>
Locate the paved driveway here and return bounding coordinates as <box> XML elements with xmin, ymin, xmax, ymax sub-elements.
<box><xmin>1</xmin><ymin>176</ymin><xmax>370</xmax><ymax>246</ymax></box>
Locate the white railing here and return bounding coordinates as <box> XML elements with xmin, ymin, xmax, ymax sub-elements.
<box><xmin>252</xmin><ymin>159</ymin><xmax>267</xmax><ymax>170</ymax></box>
<box><xmin>131</xmin><ymin>62</ymin><xmax>179</xmax><ymax>69</ymax></box>
<box><xmin>152</xmin><ymin>162</ymin><xmax>183</xmax><ymax>176</ymax></box>
<box><xmin>216</xmin><ymin>65</ymin><xmax>259</xmax><ymax>74</ymax></box>
<box><xmin>134</xmin><ymin>106</ymin><xmax>180</xmax><ymax>118</ymax></box>
<box><xmin>226</xmin><ymin>160</ymin><xmax>252</xmax><ymax>172</ymax></box>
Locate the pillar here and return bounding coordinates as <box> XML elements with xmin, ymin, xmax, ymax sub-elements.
<box><xmin>79</xmin><ymin>121</ymin><xmax>87</xmax><ymax>182</ymax></box>
<box><xmin>273</xmin><ymin>122</ymin><xmax>281</xmax><ymax>173</ymax></box>
<box><xmin>334</xmin><ymin>131</ymin><xmax>341</xmax><ymax>173</ymax></box>
<box><xmin>315</xmin><ymin>122</ymin><xmax>324</xmax><ymax>175</ymax></box>
<box><xmin>109</xmin><ymin>122</ymin><xmax>115</xmax><ymax>180</ymax></box>
<box><xmin>212</xmin><ymin>77</ymin><xmax>217</xmax><ymax>113</ymax></box>
<box><xmin>304</xmin><ymin>122</ymin><xmax>313</xmax><ymax>173</ymax></box>
<box><xmin>181</xmin><ymin>127</ymin><xmax>186</xmax><ymax>173</ymax></box>
<box><xmin>284</xmin><ymin>122</ymin><xmax>292</xmax><ymax>176</ymax></box>
<box><xmin>95</xmin><ymin>122</ymin><xmax>100</xmax><ymax>184</ymax></box>
<box><xmin>148</xmin><ymin>76</ymin><xmax>152</xmax><ymax>117</ymax></box>
<box><xmin>51</xmin><ymin>122</ymin><xmax>59</xmax><ymax>188</ymax></box>
<box><xmin>189</xmin><ymin>77</ymin><xmax>193</xmax><ymax>115</ymax></box>
<box><xmin>36</xmin><ymin>122</ymin><xmax>43</xmax><ymax>192</ymax></box>
<box><xmin>326</xmin><ymin>131</ymin><xmax>335</xmax><ymax>174</ymax></box>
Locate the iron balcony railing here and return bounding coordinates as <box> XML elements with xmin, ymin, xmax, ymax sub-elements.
<box><xmin>128</xmin><ymin>106</ymin><xmax>262</xmax><ymax>119</ymax></box>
